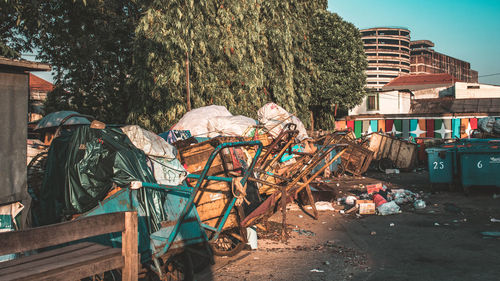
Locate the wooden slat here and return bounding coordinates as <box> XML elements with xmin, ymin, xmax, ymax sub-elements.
<box><xmin>0</xmin><ymin>243</ymin><xmax>110</xmax><ymax>276</ymax></box>
<box><xmin>122</xmin><ymin>211</ymin><xmax>138</xmax><ymax>281</ymax></box>
<box><xmin>0</xmin><ymin>212</ymin><xmax>127</xmax><ymax>256</ymax></box>
<box><xmin>0</xmin><ymin>242</ymin><xmax>101</xmax><ymax>270</ymax></box>
<box><xmin>1</xmin><ymin>248</ymin><xmax>123</xmax><ymax>281</ymax></box>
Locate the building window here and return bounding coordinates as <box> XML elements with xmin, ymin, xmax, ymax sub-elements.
<box><xmin>367</xmin><ymin>94</ymin><xmax>379</xmax><ymax>111</ymax></box>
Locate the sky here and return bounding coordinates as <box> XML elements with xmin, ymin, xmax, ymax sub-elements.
<box><xmin>328</xmin><ymin>0</ymin><xmax>500</xmax><ymax>85</ymax></box>
<box><xmin>29</xmin><ymin>1</ymin><xmax>500</xmax><ymax>85</ymax></box>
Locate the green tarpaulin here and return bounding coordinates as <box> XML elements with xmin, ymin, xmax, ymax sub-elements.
<box><xmin>36</xmin><ymin>126</ymin><xmax>166</xmax><ymax>233</ymax></box>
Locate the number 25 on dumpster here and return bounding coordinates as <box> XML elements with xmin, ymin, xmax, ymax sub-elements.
<box><xmin>433</xmin><ymin>161</ymin><xmax>444</xmax><ymax>170</ymax></box>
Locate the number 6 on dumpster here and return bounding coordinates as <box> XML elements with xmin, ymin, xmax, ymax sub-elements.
<box><xmin>477</xmin><ymin>161</ymin><xmax>483</xmax><ymax>169</ymax></box>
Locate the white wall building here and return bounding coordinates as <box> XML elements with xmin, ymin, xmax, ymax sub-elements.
<box><xmin>440</xmin><ymin>82</ymin><xmax>500</xmax><ymax>99</ymax></box>
<box><xmin>349</xmin><ymin>90</ymin><xmax>412</xmax><ymax>116</ymax></box>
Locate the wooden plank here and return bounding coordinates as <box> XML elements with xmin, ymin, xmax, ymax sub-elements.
<box><xmin>194</xmin><ymin>181</ymin><xmax>231</xmax><ymax>205</ymax></box>
<box><xmin>0</xmin><ymin>242</ymin><xmax>101</xmax><ymax>270</ymax></box>
<box><xmin>40</xmin><ymin>256</ymin><xmax>124</xmax><ymax>281</ymax></box>
<box><xmin>122</xmin><ymin>211</ymin><xmax>138</xmax><ymax>281</ymax></box>
<box><xmin>1</xmin><ymin>248</ymin><xmax>123</xmax><ymax>281</ymax></box>
<box><xmin>0</xmin><ymin>212</ymin><xmax>127</xmax><ymax>256</ymax></box>
<box><xmin>0</xmin><ymin>243</ymin><xmax>114</xmax><ymax>276</ymax></box>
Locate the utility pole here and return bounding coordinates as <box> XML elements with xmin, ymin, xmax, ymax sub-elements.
<box><xmin>186</xmin><ymin>51</ymin><xmax>191</xmax><ymax>111</ymax></box>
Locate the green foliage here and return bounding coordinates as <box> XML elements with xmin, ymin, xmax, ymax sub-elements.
<box><xmin>5</xmin><ymin>0</ymin><xmax>366</xmax><ymax>132</ymax></box>
<box><xmin>310</xmin><ymin>11</ymin><xmax>367</xmax><ymax>129</ymax></box>
<box><xmin>6</xmin><ymin>0</ymin><xmax>141</xmax><ymax>123</ymax></box>
<box><xmin>129</xmin><ymin>0</ymin><xmax>328</xmax><ymax>131</ymax></box>
<box><xmin>0</xmin><ymin>0</ymin><xmax>24</xmax><ymax>58</ymax></box>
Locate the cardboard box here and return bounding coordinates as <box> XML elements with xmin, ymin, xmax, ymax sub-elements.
<box><xmin>357</xmin><ymin>200</ymin><xmax>376</xmax><ymax>215</ymax></box>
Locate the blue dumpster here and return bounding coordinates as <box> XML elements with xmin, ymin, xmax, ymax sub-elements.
<box><xmin>426</xmin><ymin>147</ymin><xmax>455</xmax><ymax>184</ymax></box>
<box><xmin>458</xmin><ymin>145</ymin><xmax>500</xmax><ymax>189</ymax></box>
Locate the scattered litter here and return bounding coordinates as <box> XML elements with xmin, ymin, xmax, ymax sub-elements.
<box><xmin>314</xmin><ymin>201</ymin><xmax>336</xmax><ymax>211</ymax></box>
<box><xmin>385</xmin><ymin>169</ymin><xmax>400</xmax><ymax>174</ymax></box>
<box><xmin>322</xmin><ymin>221</ymin><xmax>327</xmax><ymax>224</ymax></box>
<box><xmin>366</xmin><ymin>183</ymin><xmax>384</xmax><ymax>194</ymax></box>
<box><xmin>291</xmin><ymin>229</ymin><xmax>316</xmax><ymax>236</ymax></box>
<box><xmin>389</xmin><ymin>223</ymin><xmax>395</xmax><ymax>227</ymax></box>
<box><xmin>370</xmin><ymin>231</ymin><xmax>376</xmax><ymax>235</ymax></box>
<box><xmin>340</xmin><ymin>210</ymin><xmax>345</xmax><ymax>214</ymax></box>
<box><xmin>253</xmin><ymin>257</ymin><xmax>260</xmax><ymax>260</ymax></box>
<box><xmin>373</xmin><ymin>194</ymin><xmax>387</xmax><ymax>207</ymax></box>
<box><xmin>345</xmin><ymin>206</ymin><xmax>358</xmax><ymax>214</ymax></box>
<box><xmin>345</xmin><ymin>196</ymin><xmax>357</xmax><ymax>205</ymax></box>
<box><xmin>377</xmin><ymin>201</ymin><xmax>400</xmax><ymax>216</ymax></box>
<box><xmin>434</xmin><ymin>222</ymin><xmax>440</xmax><ymax>226</ymax></box>
<box><xmin>414</xmin><ymin>200</ymin><xmax>426</xmax><ymax>209</ymax></box>
<box><xmin>481</xmin><ymin>232</ymin><xmax>500</xmax><ymax>237</ymax></box>
<box><xmin>490</xmin><ymin>218</ymin><xmax>500</xmax><ymax>223</ymax></box>
<box><xmin>324</xmin><ymin>261</ymin><xmax>330</xmax><ymax>265</ymax></box>
<box><xmin>357</xmin><ymin>200</ymin><xmax>376</xmax><ymax>215</ymax></box>
<box><xmin>310</xmin><ymin>269</ymin><xmax>324</xmax><ymax>273</ymax></box>
<box><xmin>298</xmin><ymin>215</ymin><xmax>303</xmax><ymax>218</ymax></box>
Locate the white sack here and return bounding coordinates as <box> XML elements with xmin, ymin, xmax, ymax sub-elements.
<box><xmin>207</xmin><ymin>115</ymin><xmax>257</xmax><ymax>138</ymax></box>
<box><xmin>121</xmin><ymin>125</ymin><xmax>176</xmax><ymax>159</ymax></box>
<box><xmin>172</xmin><ymin>105</ymin><xmax>233</xmax><ymax>137</ymax></box>
<box><xmin>257</xmin><ymin>103</ymin><xmax>309</xmax><ymax>141</ymax></box>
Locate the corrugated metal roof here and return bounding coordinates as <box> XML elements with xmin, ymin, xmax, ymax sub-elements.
<box><xmin>30</xmin><ymin>73</ymin><xmax>53</xmax><ymax>92</ymax></box>
<box><xmin>383</xmin><ymin>73</ymin><xmax>459</xmax><ymax>91</ymax></box>
<box><xmin>0</xmin><ymin>56</ymin><xmax>51</xmax><ymax>72</ymax></box>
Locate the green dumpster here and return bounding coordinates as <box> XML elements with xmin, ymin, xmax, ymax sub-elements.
<box><xmin>458</xmin><ymin>145</ymin><xmax>500</xmax><ymax>189</ymax></box>
<box><xmin>426</xmin><ymin>147</ymin><xmax>454</xmax><ymax>184</ymax></box>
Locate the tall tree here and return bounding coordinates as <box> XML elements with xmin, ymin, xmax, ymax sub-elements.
<box><xmin>7</xmin><ymin>0</ymin><xmax>141</xmax><ymax>123</ymax></box>
<box><xmin>129</xmin><ymin>0</ymin><xmax>327</xmax><ymax>131</ymax></box>
<box><xmin>129</xmin><ymin>1</ymin><xmax>268</xmax><ymax>131</ymax></box>
<box><xmin>310</xmin><ymin>11</ymin><xmax>367</xmax><ymax>129</ymax></box>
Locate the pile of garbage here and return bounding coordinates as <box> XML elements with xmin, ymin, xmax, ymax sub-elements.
<box><xmin>336</xmin><ymin>183</ymin><xmax>427</xmax><ymax>216</ymax></box>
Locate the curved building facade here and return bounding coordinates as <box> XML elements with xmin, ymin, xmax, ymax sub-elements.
<box><xmin>361</xmin><ymin>27</ymin><xmax>411</xmax><ymax>89</ymax></box>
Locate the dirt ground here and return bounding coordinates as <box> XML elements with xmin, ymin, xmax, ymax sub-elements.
<box><xmin>196</xmin><ymin>171</ymin><xmax>500</xmax><ymax>281</ymax></box>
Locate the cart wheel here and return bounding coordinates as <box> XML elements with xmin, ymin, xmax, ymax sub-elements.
<box><xmin>27</xmin><ymin>151</ymin><xmax>48</xmax><ymax>201</ymax></box>
<box><xmin>210</xmin><ymin>227</ymin><xmax>247</xmax><ymax>257</ymax></box>
<box><xmin>378</xmin><ymin>158</ymin><xmax>394</xmax><ymax>172</ymax></box>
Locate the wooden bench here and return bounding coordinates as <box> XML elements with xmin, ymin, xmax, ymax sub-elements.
<box><xmin>0</xmin><ymin>211</ymin><xmax>138</xmax><ymax>281</ymax></box>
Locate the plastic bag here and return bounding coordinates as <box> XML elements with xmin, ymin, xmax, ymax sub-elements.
<box><xmin>172</xmin><ymin>105</ymin><xmax>233</xmax><ymax>137</ymax></box>
<box><xmin>478</xmin><ymin>117</ymin><xmax>496</xmax><ymax>133</ymax></box>
<box><xmin>207</xmin><ymin>115</ymin><xmax>257</xmax><ymax>138</ymax></box>
<box><xmin>0</xmin><ymin>202</ymin><xmax>24</xmax><ymax>262</ymax></box>
<box><xmin>257</xmin><ymin>103</ymin><xmax>309</xmax><ymax>141</ymax></box>
<box><xmin>148</xmin><ymin>156</ymin><xmax>187</xmax><ymax>186</ymax></box>
<box><xmin>121</xmin><ymin>125</ymin><xmax>176</xmax><ymax>159</ymax></box>
<box><xmin>377</xmin><ymin>201</ymin><xmax>400</xmax><ymax>216</ymax></box>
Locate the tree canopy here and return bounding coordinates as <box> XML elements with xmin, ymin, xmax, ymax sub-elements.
<box><xmin>3</xmin><ymin>0</ymin><xmax>366</xmax><ymax>131</ymax></box>
<box><xmin>310</xmin><ymin>10</ymin><xmax>367</xmax><ymax>129</ymax></box>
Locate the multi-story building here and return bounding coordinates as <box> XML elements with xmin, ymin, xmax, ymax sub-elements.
<box><xmin>410</xmin><ymin>40</ymin><xmax>478</xmax><ymax>83</ymax></box>
<box><xmin>360</xmin><ymin>27</ymin><xmax>412</xmax><ymax>90</ymax></box>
